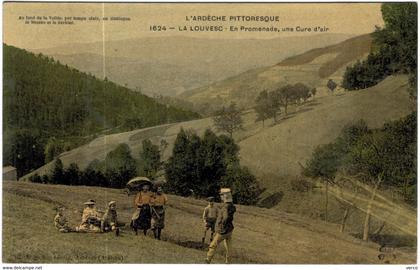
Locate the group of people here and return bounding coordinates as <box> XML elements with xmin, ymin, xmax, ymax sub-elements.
<box><xmin>53</xmin><ymin>185</ymin><xmax>236</xmax><ymax>264</ymax></box>
<box><xmin>131</xmin><ymin>184</ymin><xmax>168</xmax><ymax>240</ymax></box>
<box><xmin>203</xmin><ymin>188</ymin><xmax>236</xmax><ymax>264</ymax></box>
<box><xmin>53</xmin><ymin>183</ymin><xmax>167</xmax><ymax>240</ymax></box>
<box><xmin>54</xmin><ymin>199</ymin><xmax>122</xmax><ymax>235</ymax></box>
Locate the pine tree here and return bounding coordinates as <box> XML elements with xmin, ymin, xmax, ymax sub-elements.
<box><xmin>139</xmin><ymin>139</ymin><xmax>161</xmax><ymax>179</ymax></box>
<box><xmin>51</xmin><ymin>158</ymin><xmax>64</xmax><ymax>184</ymax></box>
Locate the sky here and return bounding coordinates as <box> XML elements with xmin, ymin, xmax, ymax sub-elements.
<box><xmin>3</xmin><ymin>3</ymin><xmax>384</xmax><ymax>50</ymax></box>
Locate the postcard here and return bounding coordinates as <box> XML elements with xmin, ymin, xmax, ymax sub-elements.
<box><xmin>2</xmin><ymin>2</ymin><xmax>417</xmax><ymax>265</ymax></box>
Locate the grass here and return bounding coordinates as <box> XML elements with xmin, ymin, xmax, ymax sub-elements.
<box><xmin>21</xmin><ymin>74</ymin><xmax>415</xmax><ymax>241</ymax></box>
<box><xmin>3</xmin><ymin>181</ymin><xmax>416</xmax><ymax>263</ymax></box>
<box><xmin>278</xmin><ymin>34</ymin><xmax>373</xmax><ymax>78</ymax></box>
<box><xmin>180</xmin><ymin>35</ymin><xmax>373</xmax><ymax>112</ymax></box>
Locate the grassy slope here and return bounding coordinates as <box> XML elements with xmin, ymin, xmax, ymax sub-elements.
<box><xmin>179</xmin><ymin>35</ymin><xmax>372</xmax><ymax>111</ymax></box>
<box><xmin>238</xmin><ymin>75</ymin><xmax>414</xmax><ymax>184</ymax></box>
<box><xmin>35</xmin><ymin>34</ymin><xmax>353</xmax><ymax>97</ymax></box>
<box><xmin>23</xmin><ymin>75</ymin><xmax>414</xmax><ymax>184</ymax></box>
<box><xmin>3</xmin><ymin>181</ymin><xmax>416</xmax><ymax>263</ymax></box>
<box><xmin>277</xmin><ymin>34</ymin><xmax>373</xmax><ymax>78</ymax></box>
<box><xmin>20</xmin><ymin>75</ymin><xmax>415</xmax><ymax>246</ymax></box>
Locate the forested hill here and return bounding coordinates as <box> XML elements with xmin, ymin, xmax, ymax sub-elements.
<box><xmin>3</xmin><ymin>44</ymin><xmax>200</xmax><ymax>176</ymax></box>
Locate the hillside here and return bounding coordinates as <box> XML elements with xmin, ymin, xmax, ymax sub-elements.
<box><xmin>22</xmin><ymin>75</ymin><xmax>415</xmax><ymax>227</ymax></box>
<box><xmin>23</xmin><ymin>75</ymin><xmax>414</xmax><ymax>181</ymax></box>
<box><xmin>3</xmin><ymin>181</ymin><xmax>416</xmax><ymax>263</ymax></box>
<box><xmin>34</xmin><ymin>34</ymin><xmax>354</xmax><ymax>97</ymax></box>
<box><xmin>3</xmin><ymin>44</ymin><xmax>199</xmax><ymax>176</ymax></box>
<box><xmin>180</xmin><ymin>34</ymin><xmax>373</xmax><ymax>113</ymax></box>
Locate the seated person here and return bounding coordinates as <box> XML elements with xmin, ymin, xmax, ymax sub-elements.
<box><xmin>54</xmin><ymin>206</ymin><xmax>73</xmax><ymax>233</ymax></box>
<box><xmin>101</xmin><ymin>201</ymin><xmax>124</xmax><ymax>236</ymax></box>
<box><xmin>76</xmin><ymin>199</ymin><xmax>102</xmax><ymax>233</ymax></box>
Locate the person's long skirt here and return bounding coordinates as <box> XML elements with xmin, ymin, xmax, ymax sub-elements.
<box><xmin>151</xmin><ymin>206</ymin><xmax>165</xmax><ymax>230</ymax></box>
<box><xmin>135</xmin><ymin>205</ymin><xmax>151</xmax><ymax>231</ymax></box>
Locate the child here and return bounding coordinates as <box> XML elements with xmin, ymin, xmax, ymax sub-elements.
<box><xmin>54</xmin><ymin>206</ymin><xmax>73</xmax><ymax>233</ymax></box>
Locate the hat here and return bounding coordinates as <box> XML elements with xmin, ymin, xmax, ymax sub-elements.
<box><xmin>207</xmin><ymin>197</ymin><xmax>215</xmax><ymax>202</ymax></box>
<box><xmin>108</xmin><ymin>201</ymin><xmax>116</xmax><ymax>207</ymax></box>
<box><xmin>220</xmin><ymin>188</ymin><xmax>233</xmax><ymax>203</ymax></box>
<box><xmin>83</xmin><ymin>199</ymin><xmax>96</xmax><ymax>205</ymax></box>
<box><xmin>219</xmin><ymin>188</ymin><xmax>231</xmax><ymax>194</ymax></box>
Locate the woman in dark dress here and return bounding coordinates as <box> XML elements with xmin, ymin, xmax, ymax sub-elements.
<box><xmin>131</xmin><ymin>184</ymin><xmax>153</xmax><ymax>235</ymax></box>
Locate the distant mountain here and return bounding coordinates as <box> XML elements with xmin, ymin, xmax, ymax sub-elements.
<box><xmin>32</xmin><ymin>34</ymin><xmax>354</xmax><ymax>97</ymax></box>
<box><xmin>180</xmin><ymin>34</ymin><xmax>373</xmax><ymax>114</ymax></box>
<box><xmin>3</xmin><ymin>44</ymin><xmax>199</xmax><ymax>176</ymax></box>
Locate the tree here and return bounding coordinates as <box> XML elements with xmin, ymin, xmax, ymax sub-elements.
<box><xmin>165</xmin><ymin>128</ymin><xmax>262</xmax><ymax>203</ymax></box>
<box><xmin>63</xmin><ymin>163</ymin><xmax>81</xmax><ymax>185</ymax></box>
<box><xmin>294</xmin><ymin>83</ymin><xmax>311</xmax><ymax>104</ymax></box>
<box><xmin>342</xmin><ymin>3</ymin><xmax>417</xmax><ymax>93</ymax></box>
<box><xmin>304</xmin><ymin>120</ymin><xmax>369</xmax><ymax>223</ymax></box>
<box><xmin>3</xmin><ymin>129</ymin><xmax>44</xmax><ymax>177</ymax></box>
<box><xmin>83</xmin><ymin>159</ymin><xmax>108</xmax><ymax>187</ymax></box>
<box><xmin>3</xmin><ymin>44</ymin><xmax>200</xmax><ymax>178</ymax></box>
<box><xmin>44</xmin><ymin>137</ymin><xmax>63</xmax><ymax>163</ymax></box>
<box><xmin>327</xmin><ymin>79</ymin><xmax>337</xmax><ymax>93</ymax></box>
<box><xmin>213</xmin><ymin>103</ymin><xmax>243</xmax><ymax>138</ymax></box>
<box><xmin>51</xmin><ymin>158</ymin><xmax>64</xmax><ymax>184</ymax></box>
<box><xmin>254</xmin><ymin>90</ymin><xmax>270</xmax><ymax>127</ymax></box>
<box><xmin>267</xmin><ymin>90</ymin><xmax>282</xmax><ymax>121</ymax></box>
<box><xmin>304</xmin><ymin>142</ymin><xmax>343</xmax><ymax>222</ymax></box>
<box><xmin>276</xmin><ymin>84</ymin><xmax>297</xmax><ymax>115</ymax></box>
<box><xmin>200</xmin><ymin>129</ymin><xmax>227</xmax><ymax>197</ymax></box>
<box><xmin>165</xmin><ymin>129</ymin><xmax>193</xmax><ymax>196</ymax></box>
<box><xmin>138</xmin><ymin>139</ymin><xmax>161</xmax><ymax>179</ymax></box>
<box><xmin>305</xmin><ymin>115</ymin><xmax>416</xmax><ymax>239</ymax></box>
<box><xmin>104</xmin><ymin>143</ymin><xmax>137</xmax><ymax>188</ymax></box>
<box><xmin>255</xmin><ymin>90</ymin><xmax>282</xmax><ymax>126</ymax></box>
<box><xmin>348</xmin><ymin>131</ymin><xmax>389</xmax><ymax>241</ymax></box>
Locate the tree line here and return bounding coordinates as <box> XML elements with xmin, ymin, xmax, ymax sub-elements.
<box><xmin>342</xmin><ymin>3</ymin><xmax>417</xmax><ymax>97</ymax></box>
<box><xmin>29</xmin><ymin>138</ymin><xmax>164</xmax><ymax>189</ymax></box>
<box><xmin>209</xmin><ymin>83</ymin><xmax>317</xmax><ymax>138</ymax></box>
<box><xmin>3</xmin><ymin>44</ymin><xmax>200</xmax><ymax>177</ymax></box>
<box><xmin>304</xmin><ymin>112</ymin><xmax>416</xmax><ymax>239</ymax></box>
<box><xmin>255</xmin><ymin>83</ymin><xmax>315</xmax><ymax>126</ymax></box>
<box><xmin>30</xmin><ymin>129</ymin><xmax>263</xmax><ymax>205</ymax></box>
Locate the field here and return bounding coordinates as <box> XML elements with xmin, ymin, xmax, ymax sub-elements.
<box><xmin>3</xmin><ymin>181</ymin><xmax>416</xmax><ymax>263</ymax></box>
<box><xmin>179</xmin><ymin>34</ymin><xmax>373</xmax><ymax>111</ymax></box>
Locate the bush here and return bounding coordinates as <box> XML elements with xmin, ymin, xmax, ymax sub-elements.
<box><xmin>29</xmin><ymin>173</ymin><xmax>42</xmax><ymax>183</ymax></box>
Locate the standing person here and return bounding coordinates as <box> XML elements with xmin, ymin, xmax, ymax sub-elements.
<box><xmin>101</xmin><ymin>201</ymin><xmax>121</xmax><ymax>236</ymax></box>
<box><xmin>151</xmin><ymin>186</ymin><xmax>168</xmax><ymax>240</ymax></box>
<box><xmin>205</xmin><ymin>188</ymin><xmax>236</xmax><ymax>264</ymax></box>
<box><xmin>76</xmin><ymin>199</ymin><xmax>102</xmax><ymax>233</ymax></box>
<box><xmin>131</xmin><ymin>184</ymin><xmax>153</xmax><ymax>235</ymax></box>
<box><xmin>202</xmin><ymin>197</ymin><xmax>219</xmax><ymax>244</ymax></box>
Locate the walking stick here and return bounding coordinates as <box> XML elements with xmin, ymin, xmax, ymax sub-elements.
<box><xmin>151</xmin><ymin>206</ymin><xmax>161</xmax><ymax>219</ymax></box>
